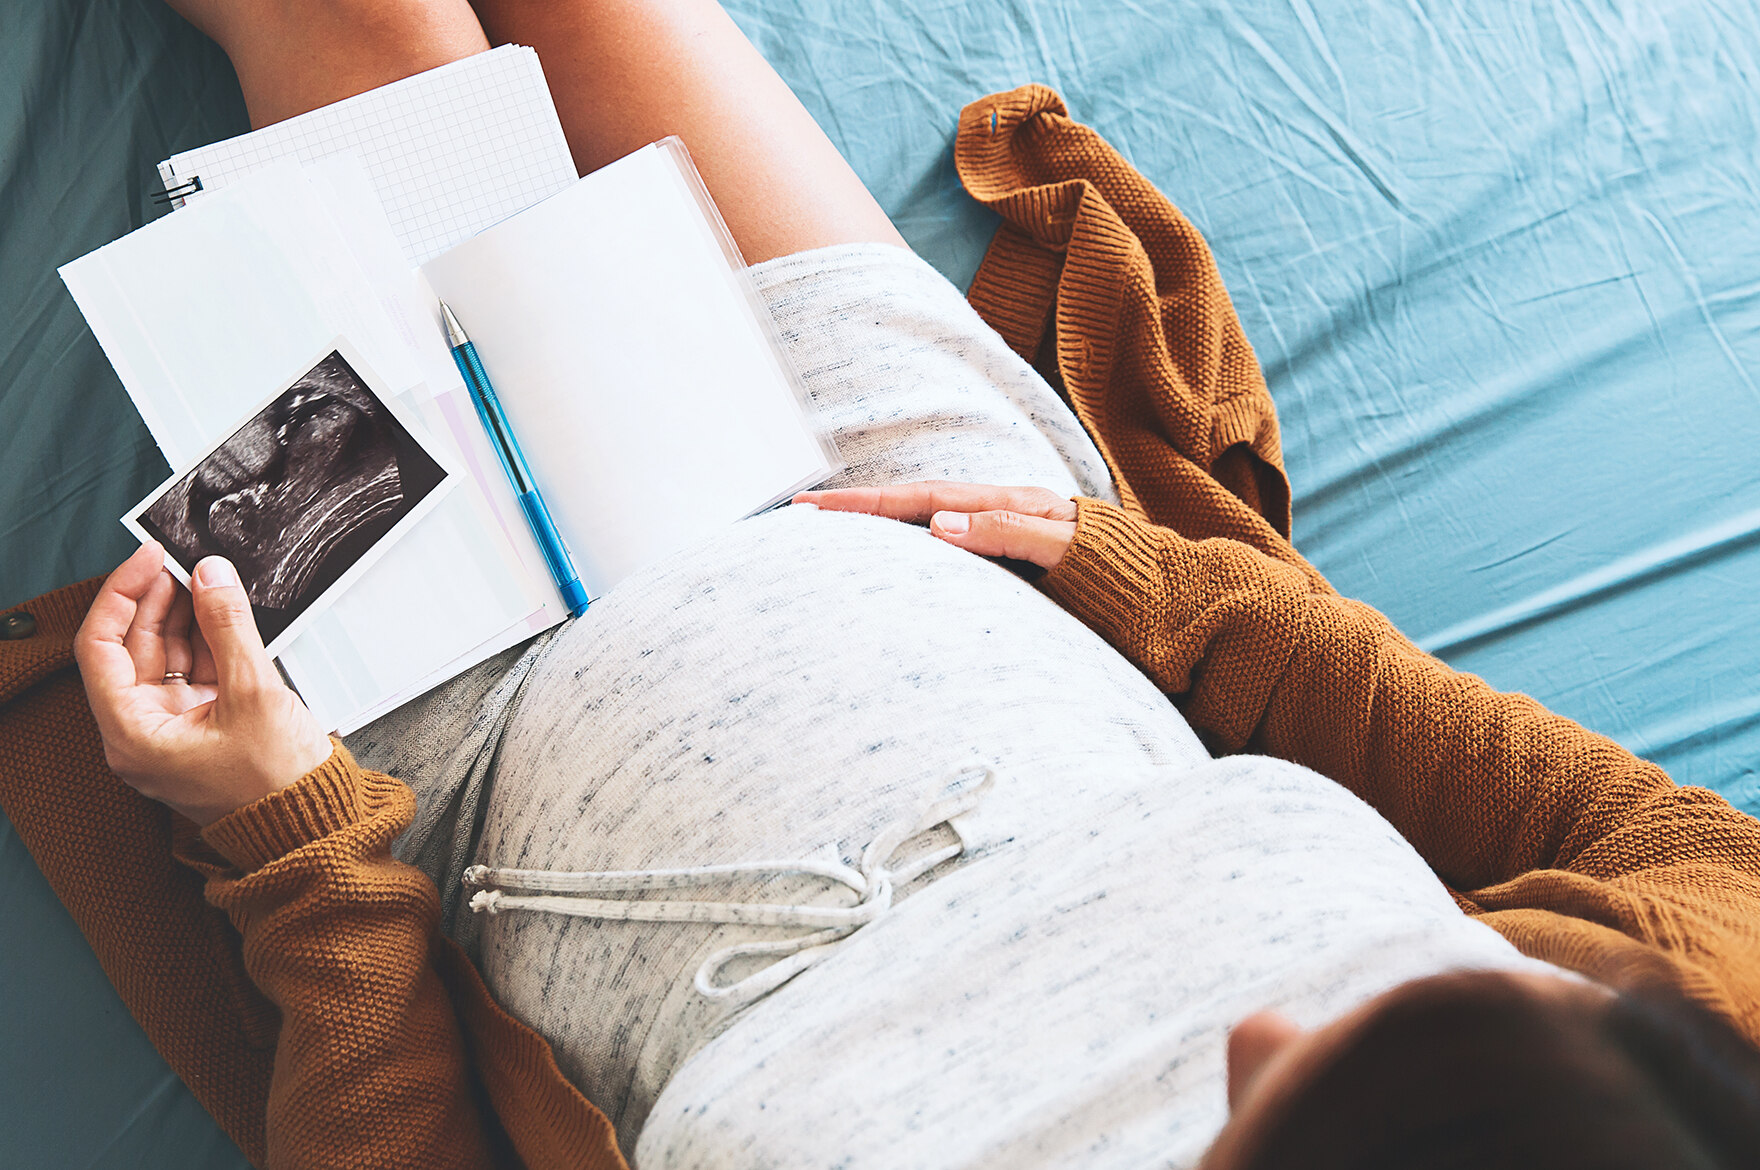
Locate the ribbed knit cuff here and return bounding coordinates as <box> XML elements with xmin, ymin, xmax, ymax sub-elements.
<box><xmin>201</xmin><ymin>740</ymin><xmax>368</xmax><ymax>873</ymax></box>
<box><xmin>1038</xmin><ymin>498</ymin><xmax>1179</xmax><ymax>634</ymax></box>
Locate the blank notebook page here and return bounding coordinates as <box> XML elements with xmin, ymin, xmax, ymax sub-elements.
<box><xmin>421</xmin><ymin>144</ymin><xmax>835</xmax><ymax>597</ymax></box>
<box><xmin>157</xmin><ymin>45</ymin><xmax>577</xmax><ymax>266</ymax></box>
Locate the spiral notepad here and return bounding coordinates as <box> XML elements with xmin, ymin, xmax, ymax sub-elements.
<box><xmin>156</xmin><ymin>45</ymin><xmax>578</xmax><ymax>266</ymax></box>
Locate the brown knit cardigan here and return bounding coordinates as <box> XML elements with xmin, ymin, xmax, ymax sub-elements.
<box><xmin>3</xmin><ymin>86</ymin><xmax>1758</xmax><ymax>1170</ymax></box>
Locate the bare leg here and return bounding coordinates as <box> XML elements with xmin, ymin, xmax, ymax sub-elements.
<box><xmin>165</xmin><ymin>0</ymin><xmax>905</xmax><ymax>263</ymax></box>
<box><xmin>468</xmin><ymin>0</ymin><xmax>906</xmax><ymax>262</ymax></box>
<box><xmin>164</xmin><ymin>0</ymin><xmax>491</xmax><ymax>129</ymax></box>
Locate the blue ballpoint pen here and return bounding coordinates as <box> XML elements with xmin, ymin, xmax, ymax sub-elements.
<box><xmin>441</xmin><ymin>301</ymin><xmax>591</xmax><ymax>618</ymax></box>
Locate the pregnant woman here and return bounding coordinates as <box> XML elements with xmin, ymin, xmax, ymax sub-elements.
<box><xmin>39</xmin><ymin>1</ymin><xmax>1760</xmax><ymax>1168</ymax></box>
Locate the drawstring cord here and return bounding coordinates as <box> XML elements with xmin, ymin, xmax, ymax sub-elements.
<box><xmin>464</xmin><ymin>766</ymin><xmax>999</xmax><ymax>1011</ymax></box>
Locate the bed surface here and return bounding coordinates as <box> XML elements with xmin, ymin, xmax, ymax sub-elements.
<box><xmin>6</xmin><ymin>0</ymin><xmax>1760</xmax><ymax>1163</ymax></box>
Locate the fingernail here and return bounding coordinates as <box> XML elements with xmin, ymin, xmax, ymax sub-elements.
<box><xmin>934</xmin><ymin>511</ymin><xmax>970</xmax><ymax>535</ymax></box>
<box><xmin>196</xmin><ymin>557</ymin><xmax>240</xmax><ymax>589</ymax></box>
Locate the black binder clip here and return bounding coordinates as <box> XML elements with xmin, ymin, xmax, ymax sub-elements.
<box><xmin>151</xmin><ymin>175</ymin><xmax>204</xmax><ymax>205</ymax></box>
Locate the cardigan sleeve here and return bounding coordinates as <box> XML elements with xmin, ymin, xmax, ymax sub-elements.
<box><xmin>1039</xmin><ymin>497</ymin><xmax>1760</xmax><ymax>1038</ymax></box>
<box><xmin>174</xmin><ymin>741</ymin><xmax>505</xmax><ymax>1170</ymax></box>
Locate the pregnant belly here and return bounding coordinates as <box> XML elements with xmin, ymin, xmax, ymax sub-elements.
<box><xmin>474</xmin><ymin>505</ymin><xmax>1208</xmax><ymax>1147</ymax></box>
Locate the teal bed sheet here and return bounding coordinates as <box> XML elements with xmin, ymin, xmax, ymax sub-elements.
<box><xmin>6</xmin><ymin>0</ymin><xmax>1760</xmax><ymax>1164</ymax></box>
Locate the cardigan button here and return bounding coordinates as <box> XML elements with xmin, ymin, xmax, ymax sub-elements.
<box><xmin>1</xmin><ymin>611</ymin><xmax>37</xmax><ymax>640</ymax></box>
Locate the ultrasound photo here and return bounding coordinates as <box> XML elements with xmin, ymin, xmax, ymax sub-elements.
<box><xmin>129</xmin><ymin>348</ymin><xmax>451</xmax><ymax>651</ymax></box>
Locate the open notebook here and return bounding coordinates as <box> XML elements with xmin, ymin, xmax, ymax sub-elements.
<box><xmin>422</xmin><ymin>139</ymin><xmax>835</xmax><ymax>593</ymax></box>
<box><xmin>66</xmin><ymin>50</ymin><xmax>837</xmax><ymax>733</ymax></box>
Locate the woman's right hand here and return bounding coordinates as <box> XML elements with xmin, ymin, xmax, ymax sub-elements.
<box><xmin>74</xmin><ymin>541</ymin><xmax>335</xmax><ymax>827</ymax></box>
<box><xmin>793</xmin><ymin>481</ymin><xmax>1079</xmax><ymax>570</ymax></box>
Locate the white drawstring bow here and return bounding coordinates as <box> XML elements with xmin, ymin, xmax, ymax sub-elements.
<box><xmin>464</xmin><ymin>766</ymin><xmax>1000</xmax><ymax>1011</ymax></box>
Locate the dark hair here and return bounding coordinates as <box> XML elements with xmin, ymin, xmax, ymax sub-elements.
<box><xmin>1226</xmin><ymin>973</ymin><xmax>1760</xmax><ymax>1169</ymax></box>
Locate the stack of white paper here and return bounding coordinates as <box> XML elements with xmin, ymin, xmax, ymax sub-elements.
<box><xmin>63</xmin><ymin>159</ymin><xmax>557</xmax><ymax>732</ymax></box>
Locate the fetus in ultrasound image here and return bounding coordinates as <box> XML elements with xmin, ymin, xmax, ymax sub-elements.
<box><xmin>137</xmin><ymin>351</ymin><xmax>446</xmax><ymax>646</ymax></box>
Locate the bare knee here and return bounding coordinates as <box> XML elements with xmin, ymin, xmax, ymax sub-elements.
<box><xmin>166</xmin><ymin>0</ymin><xmax>490</xmax><ymax>127</ymax></box>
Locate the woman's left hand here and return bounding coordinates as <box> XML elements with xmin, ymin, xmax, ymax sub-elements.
<box><xmin>794</xmin><ymin>481</ymin><xmax>1078</xmax><ymax>570</ymax></box>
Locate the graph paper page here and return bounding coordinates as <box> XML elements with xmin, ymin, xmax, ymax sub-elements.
<box><xmin>158</xmin><ymin>45</ymin><xmax>577</xmax><ymax>266</ymax></box>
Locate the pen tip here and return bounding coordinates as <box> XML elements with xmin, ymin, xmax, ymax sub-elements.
<box><xmin>440</xmin><ymin>301</ymin><xmax>466</xmax><ymax>346</ymax></box>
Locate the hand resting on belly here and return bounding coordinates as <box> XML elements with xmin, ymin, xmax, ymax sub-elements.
<box><xmin>796</xmin><ymin>480</ymin><xmax>1077</xmax><ymax>569</ymax></box>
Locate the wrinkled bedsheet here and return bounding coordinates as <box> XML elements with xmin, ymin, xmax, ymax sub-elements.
<box><xmin>5</xmin><ymin>0</ymin><xmax>1760</xmax><ymax>1164</ymax></box>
